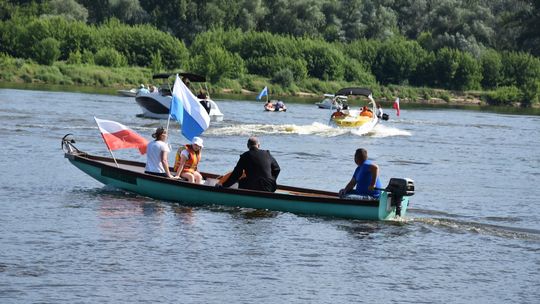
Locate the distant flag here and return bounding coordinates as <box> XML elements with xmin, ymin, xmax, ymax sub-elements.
<box><xmin>393</xmin><ymin>97</ymin><xmax>400</xmax><ymax>116</ymax></box>
<box><xmin>170</xmin><ymin>74</ymin><xmax>210</xmax><ymax>141</ymax></box>
<box><xmin>256</xmin><ymin>86</ymin><xmax>268</xmax><ymax>100</ymax></box>
<box><xmin>94</xmin><ymin>117</ymin><xmax>148</xmax><ymax>154</ymax></box>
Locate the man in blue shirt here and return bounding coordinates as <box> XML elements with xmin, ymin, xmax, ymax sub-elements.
<box><xmin>339</xmin><ymin>148</ymin><xmax>382</xmax><ymax>199</ymax></box>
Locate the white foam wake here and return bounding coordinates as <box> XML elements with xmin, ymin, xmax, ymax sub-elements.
<box><xmin>207</xmin><ymin>122</ymin><xmax>411</xmax><ymax>137</ymax></box>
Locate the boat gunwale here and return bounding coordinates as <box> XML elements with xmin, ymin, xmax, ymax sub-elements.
<box><xmin>67</xmin><ymin>152</ymin><xmax>380</xmax><ymax>207</ymax></box>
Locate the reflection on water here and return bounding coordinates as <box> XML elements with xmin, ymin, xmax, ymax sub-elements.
<box><xmin>171</xmin><ymin>205</ymin><xmax>195</xmax><ymax>225</ymax></box>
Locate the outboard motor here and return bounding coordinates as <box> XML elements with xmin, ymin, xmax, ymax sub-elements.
<box><xmin>384</xmin><ymin>178</ymin><xmax>415</xmax><ymax>216</ymax></box>
<box><xmin>381</xmin><ymin>113</ymin><xmax>389</xmax><ymax>121</ymax></box>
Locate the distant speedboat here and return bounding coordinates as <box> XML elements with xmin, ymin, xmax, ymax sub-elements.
<box><xmin>315</xmin><ymin>94</ymin><xmax>347</xmax><ymax>109</ymax></box>
<box><xmin>329</xmin><ymin>88</ymin><xmax>379</xmax><ymax>133</ymax></box>
<box><xmin>264</xmin><ymin>100</ymin><xmax>287</xmax><ymax>112</ymax></box>
<box><xmin>135</xmin><ymin>72</ymin><xmax>224</xmax><ymax>121</ymax></box>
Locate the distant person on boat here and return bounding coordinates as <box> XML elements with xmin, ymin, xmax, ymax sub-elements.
<box><xmin>149</xmin><ymin>85</ymin><xmax>159</xmax><ymax>94</ymax></box>
<box><xmin>145</xmin><ymin>127</ymin><xmax>173</xmax><ymax>178</ymax></box>
<box><xmin>376</xmin><ymin>103</ymin><xmax>389</xmax><ymax>121</ymax></box>
<box><xmin>197</xmin><ymin>90</ymin><xmax>211</xmax><ymax>114</ymax></box>
<box><xmin>139</xmin><ymin>84</ymin><xmax>150</xmax><ymax>94</ymax></box>
<box><xmin>274</xmin><ymin>100</ymin><xmax>286</xmax><ymax>111</ymax></box>
<box><xmin>339</xmin><ymin>148</ymin><xmax>382</xmax><ymax>199</ymax></box>
<box><xmin>331</xmin><ymin>108</ymin><xmax>346</xmax><ymax>118</ymax></box>
<box><xmin>220</xmin><ymin>136</ymin><xmax>281</xmax><ymax>192</ymax></box>
<box><xmin>173</xmin><ymin>137</ymin><xmax>204</xmax><ymax>184</ymax></box>
<box><xmin>360</xmin><ymin>106</ymin><xmax>373</xmax><ymax>117</ymax></box>
<box><xmin>264</xmin><ymin>100</ymin><xmax>274</xmax><ymax>111</ymax></box>
<box><xmin>181</xmin><ymin>76</ymin><xmax>191</xmax><ymax>89</ymax></box>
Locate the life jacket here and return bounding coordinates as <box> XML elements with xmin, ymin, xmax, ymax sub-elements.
<box><xmin>173</xmin><ymin>144</ymin><xmax>201</xmax><ymax>173</ymax></box>
<box><xmin>360</xmin><ymin>108</ymin><xmax>373</xmax><ymax>117</ymax></box>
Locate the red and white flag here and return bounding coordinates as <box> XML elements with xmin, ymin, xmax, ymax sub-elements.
<box><xmin>393</xmin><ymin>97</ymin><xmax>400</xmax><ymax>116</ymax></box>
<box><xmin>94</xmin><ymin>117</ymin><xmax>148</xmax><ymax>154</ymax></box>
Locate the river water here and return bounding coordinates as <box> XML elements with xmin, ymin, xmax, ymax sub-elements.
<box><xmin>0</xmin><ymin>88</ymin><xmax>539</xmax><ymax>303</ymax></box>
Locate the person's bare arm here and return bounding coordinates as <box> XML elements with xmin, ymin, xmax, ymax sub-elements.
<box><xmin>368</xmin><ymin>164</ymin><xmax>379</xmax><ymax>190</ymax></box>
<box><xmin>174</xmin><ymin>154</ymin><xmax>188</xmax><ymax>178</ymax></box>
<box><xmin>339</xmin><ymin>177</ymin><xmax>356</xmax><ymax>196</ymax></box>
<box><xmin>161</xmin><ymin>150</ymin><xmax>172</xmax><ymax>178</ymax></box>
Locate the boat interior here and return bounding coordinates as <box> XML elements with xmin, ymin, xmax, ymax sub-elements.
<box><xmin>80</xmin><ymin>153</ymin><xmax>340</xmax><ymax>199</ymax></box>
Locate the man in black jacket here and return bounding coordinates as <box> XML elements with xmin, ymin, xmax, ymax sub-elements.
<box><xmin>221</xmin><ymin>137</ymin><xmax>280</xmax><ymax>192</ymax></box>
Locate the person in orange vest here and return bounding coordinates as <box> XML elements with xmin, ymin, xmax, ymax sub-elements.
<box><xmin>173</xmin><ymin>137</ymin><xmax>204</xmax><ymax>184</ymax></box>
<box><xmin>331</xmin><ymin>108</ymin><xmax>346</xmax><ymax>118</ymax></box>
<box><xmin>360</xmin><ymin>106</ymin><xmax>373</xmax><ymax>117</ymax></box>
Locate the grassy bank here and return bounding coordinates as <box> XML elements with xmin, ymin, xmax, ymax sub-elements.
<box><xmin>0</xmin><ymin>57</ymin><xmax>498</xmax><ymax>107</ymax></box>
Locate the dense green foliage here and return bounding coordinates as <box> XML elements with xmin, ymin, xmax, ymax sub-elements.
<box><xmin>94</xmin><ymin>47</ymin><xmax>127</xmax><ymax>67</ymax></box>
<box><xmin>0</xmin><ymin>54</ymin><xmax>151</xmax><ymax>86</ymax></box>
<box><xmin>1</xmin><ymin>0</ymin><xmax>540</xmax><ymax>106</ymax></box>
<box><xmin>34</xmin><ymin>37</ymin><xmax>61</xmax><ymax>65</ymax></box>
<box><xmin>0</xmin><ymin>13</ymin><xmax>188</xmax><ymax>70</ymax></box>
<box><xmin>65</xmin><ymin>0</ymin><xmax>540</xmax><ymax>58</ymax></box>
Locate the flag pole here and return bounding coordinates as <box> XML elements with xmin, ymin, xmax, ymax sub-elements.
<box><xmin>165</xmin><ymin>115</ymin><xmax>172</xmax><ymax>151</ymax></box>
<box><xmin>166</xmin><ymin>74</ymin><xmax>176</xmax><ymax>136</ymax></box>
<box><xmin>166</xmin><ymin>115</ymin><xmax>171</xmax><ymax>135</ymax></box>
<box><xmin>108</xmin><ymin>149</ymin><xmax>120</xmax><ymax>168</ymax></box>
<box><xmin>94</xmin><ymin>117</ymin><xmax>119</xmax><ymax>168</ymax></box>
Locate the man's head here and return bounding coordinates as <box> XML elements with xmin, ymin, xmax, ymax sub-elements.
<box><xmin>354</xmin><ymin>148</ymin><xmax>368</xmax><ymax>165</ymax></box>
<box><xmin>247</xmin><ymin>136</ymin><xmax>260</xmax><ymax>150</ymax></box>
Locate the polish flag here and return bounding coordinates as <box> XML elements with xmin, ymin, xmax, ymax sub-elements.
<box><xmin>94</xmin><ymin>117</ymin><xmax>148</xmax><ymax>154</ymax></box>
<box><xmin>393</xmin><ymin>97</ymin><xmax>400</xmax><ymax>116</ymax></box>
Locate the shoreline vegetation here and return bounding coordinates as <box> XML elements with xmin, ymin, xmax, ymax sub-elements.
<box><xmin>0</xmin><ymin>59</ymin><xmax>523</xmax><ymax>107</ymax></box>
<box><xmin>2</xmin><ymin>2</ymin><xmax>539</xmax><ymax>111</ymax></box>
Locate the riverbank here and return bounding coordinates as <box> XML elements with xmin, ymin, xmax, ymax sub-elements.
<box><xmin>0</xmin><ymin>58</ymin><xmax>534</xmax><ymax>109</ymax></box>
<box><xmin>0</xmin><ymin>80</ymin><xmax>481</xmax><ymax>105</ymax></box>
<box><xmin>2</xmin><ymin>80</ymin><xmax>539</xmax><ymax>117</ymax></box>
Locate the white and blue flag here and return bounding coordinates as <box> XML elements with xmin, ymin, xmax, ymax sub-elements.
<box><xmin>170</xmin><ymin>74</ymin><xmax>210</xmax><ymax>141</ymax></box>
<box><xmin>256</xmin><ymin>86</ymin><xmax>268</xmax><ymax>100</ymax></box>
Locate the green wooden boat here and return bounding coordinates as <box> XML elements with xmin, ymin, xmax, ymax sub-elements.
<box><xmin>62</xmin><ymin>135</ymin><xmax>414</xmax><ymax>220</ymax></box>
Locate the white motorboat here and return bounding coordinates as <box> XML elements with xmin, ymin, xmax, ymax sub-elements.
<box><xmin>135</xmin><ymin>73</ymin><xmax>224</xmax><ymax>121</ymax></box>
<box><xmin>315</xmin><ymin>94</ymin><xmax>347</xmax><ymax>109</ymax></box>
<box><xmin>329</xmin><ymin>88</ymin><xmax>382</xmax><ymax>134</ymax></box>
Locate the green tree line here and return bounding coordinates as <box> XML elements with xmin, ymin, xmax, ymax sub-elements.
<box><xmin>1</xmin><ymin>0</ymin><xmax>539</xmax><ymax>105</ymax></box>
<box><xmin>3</xmin><ymin>0</ymin><xmax>537</xmax><ymax>56</ymax></box>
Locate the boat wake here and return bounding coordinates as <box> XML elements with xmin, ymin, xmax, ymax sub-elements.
<box><xmin>408</xmin><ymin>211</ymin><xmax>540</xmax><ymax>241</ymax></box>
<box><xmin>207</xmin><ymin>122</ymin><xmax>411</xmax><ymax>137</ymax></box>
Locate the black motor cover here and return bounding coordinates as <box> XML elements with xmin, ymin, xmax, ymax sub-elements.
<box><xmin>386</xmin><ymin>178</ymin><xmax>415</xmax><ymax>196</ymax></box>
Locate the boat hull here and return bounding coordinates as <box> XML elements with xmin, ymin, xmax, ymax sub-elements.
<box><xmin>332</xmin><ymin>115</ymin><xmax>373</xmax><ymax>127</ymax></box>
<box><xmin>135</xmin><ymin>92</ymin><xmax>224</xmax><ymax>121</ymax></box>
<box><xmin>330</xmin><ymin>112</ymin><xmax>379</xmax><ymax>135</ymax></box>
<box><xmin>65</xmin><ymin>152</ymin><xmax>409</xmax><ymax>221</ymax></box>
